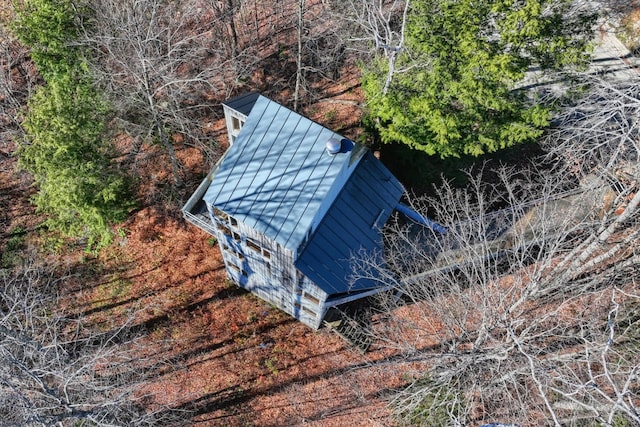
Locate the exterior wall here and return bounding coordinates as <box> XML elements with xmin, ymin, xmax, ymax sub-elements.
<box><xmin>222</xmin><ymin>104</ymin><xmax>248</xmax><ymax>145</ymax></box>
<box><xmin>207</xmin><ymin>204</ymin><xmax>328</xmax><ymax>329</ymax></box>
<box><xmin>292</xmin><ymin>272</ymin><xmax>328</xmax><ymax>329</ymax></box>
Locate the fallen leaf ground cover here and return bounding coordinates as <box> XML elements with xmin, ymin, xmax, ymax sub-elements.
<box><xmin>0</xmin><ymin>69</ymin><xmax>409</xmax><ymax>425</ymax></box>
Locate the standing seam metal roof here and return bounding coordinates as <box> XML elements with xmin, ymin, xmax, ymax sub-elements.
<box><xmin>296</xmin><ymin>151</ymin><xmax>404</xmax><ymax>294</ymax></box>
<box><xmin>204</xmin><ymin>95</ymin><xmax>358</xmax><ymax>251</ymax></box>
<box><xmin>205</xmin><ymin>94</ymin><xmax>404</xmax><ymax>295</ymax></box>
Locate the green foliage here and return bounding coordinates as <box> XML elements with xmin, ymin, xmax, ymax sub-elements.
<box><xmin>12</xmin><ymin>0</ymin><xmax>86</xmax><ymax>79</ymax></box>
<box><xmin>264</xmin><ymin>356</ymin><xmax>279</xmax><ymax>376</ymax></box>
<box><xmin>13</xmin><ymin>0</ymin><xmax>134</xmax><ymax>251</ymax></box>
<box><xmin>5</xmin><ymin>226</ymin><xmax>26</xmax><ymax>252</ymax></box>
<box><xmin>610</xmin><ymin>414</ymin><xmax>636</xmax><ymax>427</ymax></box>
<box><xmin>394</xmin><ymin>376</ymin><xmax>466</xmax><ymax>426</ymax></box>
<box><xmin>19</xmin><ymin>75</ymin><xmax>132</xmax><ymax>250</ymax></box>
<box><xmin>363</xmin><ymin>0</ymin><xmax>596</xmax><ymax>158</ymax></box>
<box><xmin>377</xmin><ymin>139</ymin><xmax>545</xmax><ymax>196</ymax></box>
<box><xmin>1</xmin><ymin>226</ymin><xmax>27</xmax><ymax>268</ymax></box>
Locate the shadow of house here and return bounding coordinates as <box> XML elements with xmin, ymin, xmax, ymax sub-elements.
<box><xmin>183</xmin><ymin>93</ymin><xmax>404</xmax><ymax>329</ymax></box>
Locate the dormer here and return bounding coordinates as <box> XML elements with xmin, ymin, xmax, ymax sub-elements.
<box><xmin>221</xmin><ymin>92</ymin><xmax>259</xmax><ymax>145</ymax></box>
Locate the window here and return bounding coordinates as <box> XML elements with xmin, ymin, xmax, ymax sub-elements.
<box><xmin>223</xmin><ymin>245</ymin><xmax>245</xmax><ymax>261</ymax></box>
<box><xmin>217</xmin><ymin>223</ymin><xmax>231</xmax><ymax>236</ymax></box>
<box><xmin>302</xmin><ymin>306</ymin><xmax>317</xmax><ymax>316</ymax></box>
<box><xmin>213</xmin><ymin>207</ymin><xmax>228</xmax><ymax>222</ymax></box>
<box><xmin>227</xmin><ymin>262</ymin><xmax>247</xmax><ymax>276</ymax></box>
<box><xmin>231</xmin><ymin>115</ymin><xmax>245</xmax><ymax>134</ymax></box>
<box><xmin>295</xmin><ymin>302</ymin><xmax>316</xmax><ymax>317</ymax></box>
<box><xmin>214</xmin><ymin>208</ymin><xmax>239</xmax><ymax>239</ymax></box>
<box><xmin>303</xmin><ymin>293</ymin><xmax>320</xmax><ymax>305</ymax></box>
<box><xmin>214</xmin><ymin>208</ymin><xmax>238</xmax><ymax>230</ymax></box>
<box><xmin>246</xmin><ymin>238</ymin><xmax>261</xmax><ymax>253</ymax></box>
<box><xmin>246</xmin><ymin>238</ymin><xmax>271</xmax><ymax>259</ymax></box>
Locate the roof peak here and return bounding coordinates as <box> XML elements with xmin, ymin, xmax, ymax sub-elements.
<box><xmin>205</xmin><ymin>96</ymin><xmax>371</xmax><ymax>251</ymax></box>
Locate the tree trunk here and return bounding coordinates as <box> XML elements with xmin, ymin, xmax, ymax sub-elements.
<box><xmin>294</xmin><ymin>0</ymin><xmax>305</xmax><ymax>111</ymax></box>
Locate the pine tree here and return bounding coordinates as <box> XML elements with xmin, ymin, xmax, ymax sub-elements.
<box><xmin>362</xmin><ymin>0</ymin><xmax>596</xmax><ymax>157</ymax></box>
<box><xmin>13</xmin><ymin>0</ymin><xmax>133</xmax><ymax>249</ymax></box>
<box><xmin>19</xmin><ymin>74</ymin><xmax>131</xmax><ymax>249</ymax></box>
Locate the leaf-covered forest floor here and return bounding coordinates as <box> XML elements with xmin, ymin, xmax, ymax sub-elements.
<box><xmin>3</xmin><ymin>3</ymin><xmax>640</xmax><ymax>425</ymax></box>
<box><xmin>0</xmin><ymin>61</ymin><xmax>418</xmax><ymax>425</ymax></box>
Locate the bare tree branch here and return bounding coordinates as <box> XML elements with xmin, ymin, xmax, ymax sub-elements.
<box><xmin>0</xmin><ymin>260</ymin><xmax>187</xmax><ymax>426</ymax></box>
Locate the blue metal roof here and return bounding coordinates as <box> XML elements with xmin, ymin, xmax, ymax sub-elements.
<box><xmin>204</xmin><ymin>95</ymin><xmax>364</xmax><ymax>251</ymax></box>
<box><xmin>205</xmin><ymin>94</ymin><xmax>404</xmax><ymax>295</ymax></box>
<box><xmin>222</xmin><ymin>92</ymin><xmax>259</xmax><ymax>116</ymax></box>
<box><xmin>295</xmin><ymin>151</ymin><xmax>404</xmax><ymax>294</ymax></box>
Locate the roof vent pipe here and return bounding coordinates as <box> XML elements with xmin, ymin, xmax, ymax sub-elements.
<box><xmin>325</xmin><ymin>137</ymin><xmax>342</xmax><ymax>156</ymax></box>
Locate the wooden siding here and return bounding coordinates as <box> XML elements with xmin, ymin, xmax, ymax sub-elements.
<box><xmin>222</xmin><ymin>106</ymin><xmax>247</xmax><ymax>145</ymax></box>
<box><xmin>221</xmin><ymin>92</ymin><xmax>259</xmax><ymax>145</ymax></box>
<box><xmin>211</xmin><ymin>206</ymin><xmax>328</xmax><ymax>329</ymax></box>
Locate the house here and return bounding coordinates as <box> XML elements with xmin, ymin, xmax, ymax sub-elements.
<box><xmin>182</xmin><ymin>93</ymin><xmax>404</xmax><ymax>329</ymax></box>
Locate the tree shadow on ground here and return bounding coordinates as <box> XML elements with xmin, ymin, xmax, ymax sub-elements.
<box><xmin>379</xmin><ymin>140</ymin><xmax>547</xmax><ymax>197</ymax></box>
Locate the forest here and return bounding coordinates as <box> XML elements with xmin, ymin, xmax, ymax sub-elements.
<box><xmin>1</xmin><ymin>0</ymin><xmax>640</xmax><ymax>425</ymax></box>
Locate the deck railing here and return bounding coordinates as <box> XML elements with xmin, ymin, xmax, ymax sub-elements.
<box><xmin>182</xmin><ymin>163</ymin><xmax>222</xmax><ymax>236</ymax></box>
<box><xmin>183</xmin><ymin>208</ymin><xmax>217</xmax><ymax>236</ymax></box>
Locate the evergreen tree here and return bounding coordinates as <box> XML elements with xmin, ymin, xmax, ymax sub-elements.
<box><xmin>13</xmin><ymin>0</ymin><xmax>133</xmax><ymax>249</ymax></box>
<box><xmin>12</xmin><ymin>0</ymin><xmax>82</xmax><ymax>79</ymax></box>
<box><xmin>19</xmin><ymin>74</ymin><xmax>131</xmax><ymax>249</ymax></box>
<box><xmin>362</xmin><ymin>0</ymin><xmax>596</xmax><ymax>157</ymax></box>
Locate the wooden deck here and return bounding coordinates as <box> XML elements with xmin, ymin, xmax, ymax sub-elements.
<box><xmin>182</xmin><ymin>163</ymin><xmax>219</xmax><ymax>236</ymax></box>
<box><xmin>183</xmin><ymin>198</ymin><xmax>217</xmax><ymax>236</ymax></box>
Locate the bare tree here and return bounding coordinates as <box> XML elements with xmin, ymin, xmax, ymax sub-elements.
<box><xmin>207</xmin><ymin>0</ymin><xmax>244</xmax><ymax>59</ymax></box>
<box><xmin>543</xmin><ymin>74</ymin><xmax>640</xmax><ymax>283</ymax></box>
<box><xmin>206</xmin><ymin>0</ymin><xmax>270</xmax><ymax>89</ymax></box>
<box><xmin>349</xmin><ymin>74</ymin><xmax>640</xmax><ymax>426</ymax></box>
<box><xmin>78</xmin><ymin>0</ymin><xmax>235</xmax><ymax>184</ymax></box>
<box><xmin>289</xmin><ymin>0</ymin><xmax>348</xmax><ymax>110</ymax></box>
<box><xmin>293</xmin><ymin>0</ymin><xmax>306</xmax><ymax>111</ymax></box>
<box><xmin>0</xmin><ymin>19</ymin><xmax>36</xmax><ymax>149</ymax></box>
<box><xmin>330</xmin><ymin>0</ymin><xmax>411</xmax><ymax>94</ymax></box>
<box><xmin>0</xmin><ymin>259</ymin><xmax>185</xmax><ymax>426</ymax></box>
